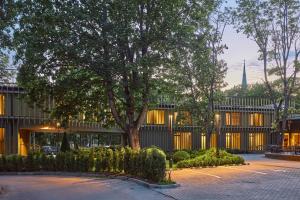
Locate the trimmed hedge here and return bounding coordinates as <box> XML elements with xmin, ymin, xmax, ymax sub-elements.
<box><xmin>0</xmin><ymin>146</ymin><xmax>166</xmax><ymax>183</ymax></box>
<box><xmin>176</xmin><ymin>148</ymin><xmax>245</xmax><ymax>168</ymax></box>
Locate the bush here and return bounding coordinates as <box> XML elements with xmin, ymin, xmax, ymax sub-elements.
<box><xmin>173</xmin><ymin>151</ymin><xmax>190</xmax><ymax>163</ymax></box>
<box><xmin>143</xmin><ymin>147</ymin><xmax>166</xmax><ymax>182</ymax></box>
<box><xmin>0</xmin><ymin>146</ymin><xmax>167</xmax><ymax>183</ymax></box>
<box><xmin>177</xmin><ymin>148</ymin><xmax>245</xmax><ymax>168</ymax></box>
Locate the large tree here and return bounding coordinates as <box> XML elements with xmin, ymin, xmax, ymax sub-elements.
<box><xmin>233</xmin><ymin>0</ymin><xmax>300</xmax><ymax>144</ymax></box>
<box><xmin>0</xmin><ymin>0</ymin><xmax>15</xmax><ymax>83</ymax></box>
<box><xmin>170</xmin><ymin>0</ymin><xmax>228</xmax><ymax>150</ymax></box>
<box><xmin>14</xmin><ymin>0</ymin><xmax>213</xmax><ymax>149</ymax></box>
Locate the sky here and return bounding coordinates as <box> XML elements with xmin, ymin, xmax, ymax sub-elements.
<box><xmin>221</xmin><ymin>0</ymin><xmax>264</xmax><ymax>89</ymax></box>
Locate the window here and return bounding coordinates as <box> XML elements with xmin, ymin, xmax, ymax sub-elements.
<box><xmin>210</xmin><ymin>133</ymin><xmax>217</xmax><ymax>148</ymax></box>
<box><xmin>249</xmin><ymin>133</ymin><xmax>265</xmax><ymax>151</ymax></box>
<box><xmin>0</xmin><ymin>95</ymin><xmax>4</xmax><ymax>115</ymax></box>
<box><xmin>201</xmin><ymin>133</ymin><xmax>206</xmax><ymax>150</ymax></box>
<box><xmin>174</xmin><ymin>132</ymin><xmax>192</xmax><ymax>150</ymax></box>
<box><xmin>0</xmin><ymin>128</ymin><xmax>4</xmax><ymax>154</ymax></box>
<box><xmin>174</xmin><ymin>111</ymin><xmax>192</xmax><ymax>125</ymax></box>
<box><xmin>285</xmin><ymin>133</ymin><xmax>300</xmax><ymax>147</ymax></box>
<box><xmin>249</xmin><ymin>113</ymin><xmax>264</xmax><ymax>126</ymax></box>
<box><xmin>146</xmin><ymin>110</ymin><xmax>165</xmax><ymax>125</ymax></box>
<box><xmin>215</xmin><ymin>113</ymin><xmax>221</xmax><ymax>127</ymax></box>
<box><xmin>226</xmin><ymin>133</ymin><xmax>240</xmax><ymax>149</ymax></box>
<box><xmin>225</xmin><ymin>112</ymin><xmax>240</xmax><ymax>126</ymax></box>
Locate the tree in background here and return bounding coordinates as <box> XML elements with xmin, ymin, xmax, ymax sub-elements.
<box><xmin>233</xmin><ymin>0</ymin><xmax>300</xmax><ymax>144</ymax></box>
<box><xmin>225</xmin><ymin>82</ymin><xmax>280</xmax><ymax>98</ymax></box>
<box><xmin>0</xmin><ymin>0</ymin><xmax>15</xmax><ymax>83</ymax></box>
<box><xmin>14</xmin><ymin>0</ymin><xmax>215</xmax><ymax>149</ymax></box>
<box><xmin>169</xmin><ymin>0</ymin><xmax>228</xmax><ymax>150</ymax></box>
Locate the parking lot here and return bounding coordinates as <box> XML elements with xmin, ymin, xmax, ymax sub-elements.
<box><xmin>1</xmin><ymin>154</ymin><xmax>300</xmax><ymax>200</ymax></box>
<box><xmin>157</xmin><ymin>154</ymin><xmax>300</xmax><ymax>200</ymax></box>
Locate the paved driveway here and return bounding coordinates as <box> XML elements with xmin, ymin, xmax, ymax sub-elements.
<box><xmin>1</xmin><ymin>155</ymin><xmax>300</xmax><ymax>200</ymax></box>
<box><xmin>156</xmin><ymin>154</ymin><xmax>300</xmax><ymax>200</ymax></box>
<box><xmin>0</xmin><ymin>176</ymin><xmax>172</xmax><ymax>200</ymax></box>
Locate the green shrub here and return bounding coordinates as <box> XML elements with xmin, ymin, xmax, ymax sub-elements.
<box><xmin>0</xmin><ymin>155</ymin><xmax>5</xmax><ymax>171</ymax></box>
<box><xmin>143</xmin><ymin>147</ymin><xmax>166</xmax><ymax>182</ymax></box>
<box><xmin>105</xmin><ymin>148</ymin><xmax>113</xmax><ymax>172</ymax></box>
<box><xmin>88</xmin><ymin>149</ymin><xmax>95</xmax><ymax>172</ymax></box>
<box><xmin>124</xmin><ymin>147</ymin><xmax>132</xmax><ymax>174</ymax></box>
<box><xmin>65</xmin><ymin>152</ymin><xmax>76</xmax><ymax>172</ymax></box>
<box><xmin>173</xmin><ymin>151</ymin><xmax>190</xmax><ymax>163</ymax></box>
<box><xmin>177</xmin><ymin>148</ymin><xmax>245</xmax><ymax>168</ymax></box>
<box><xmin>0</xmin><ymin>147</ymin><xmax>167</xmax><ymax>183</ymax></box>
<box><xmin>118</xmin><ymin>147</ymin><xmax>125</xmax><ymax>172</ymax></box>
<box><xmin>113</xmin><ymin>150</ymin><xmax>120</xmax><ymax>172</ymax></box>
<box><xmin>56</xmin><ymin>152</ymin><xmax>66</xmax><ymax>171</ymax></box>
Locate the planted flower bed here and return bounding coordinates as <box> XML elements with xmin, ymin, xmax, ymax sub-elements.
<box><xmin>174</xmin><ymin>148</ymin><xmax>245</xmax><ymax>168</ymax></box>
<box><xmin>0</xmin><ymin>146</ymin><xmax>167</xmax><ymax>183</ymax></box>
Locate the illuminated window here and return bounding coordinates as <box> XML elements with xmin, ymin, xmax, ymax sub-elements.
<box><xmin>174</xmin><ymin>111</ymin><xmax>192</xmax><ymax>125</ymax></box>
<box><xmin>215</xmin><ymin>113</ymin><xmax>221</xmax><ymax>127</ymax></box>
<box><xmin>283</xmin><ymin>133</ymin><xmax>289</xmax><ymax>148</ymax></box>
<box><xmin>210</xmin><ymin>133</ymin><xmax>217</xmax><ymax>148</ymax></box>
<box><xmin>0</xmin><ymin>128</ymin><xmax>4</xmax><ymax>154</ymax></box>
<box><xmin>249</xmin><ymin>133</ymin><xmax>265</xmax><ymax>151</ymax></box>
<box><xmin>225</xmin><ymin>112</ymin><xmax>240</xmax><ymax>126</ymax></box>
<box><xmin>226</xmin><ymin>133</ymin><xmax>240</xmax><ymax>149</ymax></box>
<box><xmin>0</xmin><ymin>95</ymin><xmax>4</xmax><ymax>115</ymax></box>
<box><xmin>289</xmin><ymin>133</ymin><xmax>300</xmax><ymax>147</ymax></box>
<box><xmin>146</xmin><ymin>110</ymin><xmax>165</xmax><ymax>125</ymax></box>
<box><xmin>201</xmin><ymin>133</ymin><xmax>206</xmax><ymax>150</ymax></box>
<box><xmin>249</xmin><ymin>113</ymin><xmax>264</xmax><ymax>126</ymax></box>
<box><xmin>174</xmin><ymin>132</ymin><xmax>192</xmax><ymax>150</ymax></box>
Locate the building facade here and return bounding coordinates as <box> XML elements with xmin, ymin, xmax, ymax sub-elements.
<box><xmin>0</xmin><ymin>84</ymin><xmax>298</xmax><ymax>155</ymax></box>
<box><xmin>140</xmin><ymin>97</ymin><xmax>277</xmax><ymax>153</ymax></box>
<box><xmin>0</xmin><ymin>85</ymin><xmax>123</xmax><ymax>156</ymax></box>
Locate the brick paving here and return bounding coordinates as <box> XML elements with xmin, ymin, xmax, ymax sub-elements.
<box><xmin>156</xmin><ymin>155</ymin><xmax>300</xmax><ymax>200</ymax></box>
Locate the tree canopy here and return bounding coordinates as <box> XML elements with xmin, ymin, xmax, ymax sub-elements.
<box><xmin>14</xmin><ymin>0</ymin><xmax>217</xmax><ymax>149</ymax></box>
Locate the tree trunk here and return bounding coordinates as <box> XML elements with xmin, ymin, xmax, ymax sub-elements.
<box><xmin>122</xmin><ymin>133</ymin><xmax>129</xmax><ymax>146</ymax></box>
<box><xmin>128</xmin><ymin>127</ymin><xmax>141</xmax><ymax>150</ymax></box>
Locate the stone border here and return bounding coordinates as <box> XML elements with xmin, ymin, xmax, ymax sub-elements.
<box><xmin>265</xmin><ymin>152</ymin><xmax>300</xmax><ymax>161</ymax></box>
<box><xmin>0</xmin><ymin>172</ymin><xmax>180</xmax><ymax>189</ymax></box>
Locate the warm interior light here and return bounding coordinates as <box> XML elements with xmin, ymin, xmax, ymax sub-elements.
<box><xmin>40</xmin><ymin>126</ymin><xmax>50</xmax><ymax>130</ymax></box>
<box><xmin>40</xmin><ymin>126</ymin><xmax>55</xmax><ymax>130</ymax></box>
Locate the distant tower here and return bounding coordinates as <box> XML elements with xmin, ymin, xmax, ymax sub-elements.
<box><xmin>241</xmin><ymin>60</ymin><xmax>247</xmax><ymax>91</ymax></box>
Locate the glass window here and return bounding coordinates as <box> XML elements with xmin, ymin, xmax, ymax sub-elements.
<box><xmin>201</xmin><ymin>133</ymin><xmax>206</xmax><ymax>150</ymax></box>
<box><xmin>0</xmin><ymin>128</ymin><xmax>4</xmax><ymax>154</ymax></box>
<box><xmin>249</xmin><ymin>113</ymin><xmax>264</xmax><ymax>126</ymax></box>
<box><xmin>174</xmin><ymin>111</ymin><xmax>192</xmax><ymax>125</ymax></box>
<box><xmin>0</xmin><ymin>95</ymin><xmax>4</xmax><ymax>115</ymax></box>
<box><xmin>225</xmin><ymin>112</ymin><xmax>240</xmax><ymax>126</ymax></box>
<box><xmin>289</xmin><ymin>133</ymin><xmax>300</xmax><ymax>147</ymax></box>
<box><xmin>146</xmin><ymin>110</ymin><xmax>165</xmax><ymax>125</ymax></box>
<box><xmin>249</xmin><ymin>133</ymin><xmax>265</xmax><ymax>151</ymax></box>
<box><xmin>226</xmin><ymin>133</ymin><xmax>240</xmax><ymax>149</ymax></box>
<box><xmin>210</xmin><ymin>133</ymin><xmax>217</xmax><ymax>148</ymax></box>
<box><xmin>174</xmin><ymin>132</ymin><xmax>192</xmax><ymax>150</ymax></box>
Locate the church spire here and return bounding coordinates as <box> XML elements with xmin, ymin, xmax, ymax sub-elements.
<box><xmin>242</xmin><ymin>60</ymin><xmax>247</xmax><ymax>91</ymax></box>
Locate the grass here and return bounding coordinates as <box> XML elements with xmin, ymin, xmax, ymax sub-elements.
<box><xmin>159</xmin><ymin>178</ymin><xmax>176</xmax><ymax>185</ymax></box>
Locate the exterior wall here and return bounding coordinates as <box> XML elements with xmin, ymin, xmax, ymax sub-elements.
<box><xmin>140</xmin><ymin>97</ymin><xmax>277</xmax><ymax>152</ymax></box>
<box><xmin>0</xmin><ymin>85</ymin><xmax>123</xmax><ymax>155</ymax></box>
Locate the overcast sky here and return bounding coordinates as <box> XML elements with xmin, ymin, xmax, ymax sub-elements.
<box><xmin>222</xmin><ymin>0</ymin><xmax>264</xmax><ymax>89</ymax></box>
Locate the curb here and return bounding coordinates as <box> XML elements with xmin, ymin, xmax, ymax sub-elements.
<box><xmin>265</xmin><ymin>153</ymin><xmax>300</xmax><ymax>162</ymax></box>
<box><xmin>0</xmin><ymin>172</ymin><xmax>180</xmax><ymax>189</ymax></box>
